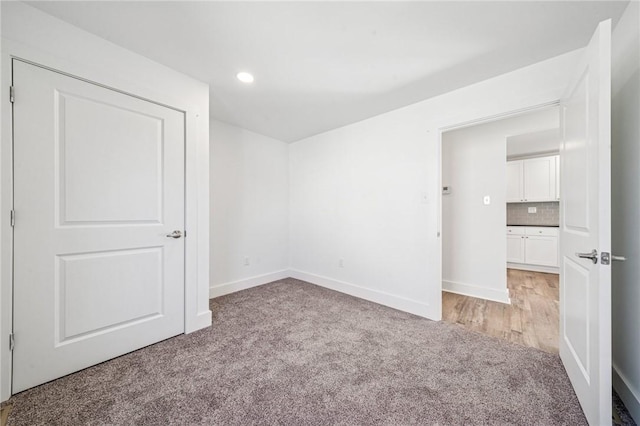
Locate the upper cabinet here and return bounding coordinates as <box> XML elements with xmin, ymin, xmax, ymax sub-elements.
<box><xmin>555</xmin><ymin>155</ymin><xmax>560</xmax><ymax>200</ymax></box>
<box><xmin>524</xmin><ymin>156</ymin><xmax>556</xmax><ymax>201</ymax></box>
<box><xmin>507</xmin><ymin>155</ymin><xmax>559</xmax><ymax>203</ymax></box>
<box><xmin>506</xmin><ymin>161</ymin><xmax>524</xmax><ymax>202</ymax></box>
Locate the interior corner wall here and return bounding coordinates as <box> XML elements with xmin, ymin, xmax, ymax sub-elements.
<box><xmin>441</xmin><ymin>108</ymin><xmax>558</xmax><ymax>304</ymax></box>
<box><xmin>611</xmin><ymin>1</ymin><xmax>640</xmax><ymax>422</ymax></box>
<box><xmin>209</xmin><ymin>120</ymin><xmax>289</xmax><ymax>298</ymax></box>
<box><xmin>289</xmin><ymin>49</ymin><xmax>582</xmax><ymax>321</ymax></box>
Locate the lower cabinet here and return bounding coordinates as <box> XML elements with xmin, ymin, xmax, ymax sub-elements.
<box><xmin>507</xmin><ymin>226</ymin><xmax>558</xmax><ymax>268</ymax></box>
<box><xmin>507</xmin><ymin>234</ymin><xmax>525</xmax><ymax>263</ymax></box>
<box><xmin>525</xmin><ymin>235</ymin><xmax>558</xmax><ymax>266</ymax></box>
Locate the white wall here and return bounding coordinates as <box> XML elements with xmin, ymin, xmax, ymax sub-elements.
<box><xmin>507</xmin><ymin>128</ymin><xmax>560</xmax><ymax>158</ymax></box>
<box><xmin>289</xmin><ymin>49</ymin><xmax>581</xmax><ymax>320</ymax></box>
<box><xmin>611</xmin><ymin>1</ymin><xmax>640</xmax><ymax>422</ymax></box>
<box><xmin>442</xmin><ymin>108</ymin><xmax>559</xmax><ymax>303</ymax></box>
<box><xmin>1</xmin><ymin>2</ymin><xmax>211</xmax><ymax>402</ymax></box>
<box><xmin>210</xmin><ymin>121</ymin><xmax>289</xmax><ymax>297</ymax></box>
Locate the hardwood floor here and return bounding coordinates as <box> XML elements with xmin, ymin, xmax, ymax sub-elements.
<box><xmin>442</xmin><ymin>269</ymin><xmax>559</xmax><ymax>353</ymax></box>
<box><xmin>0</xmin><ymin>403</ymin><xmax>10</xmax><ymax>426</ymax></box>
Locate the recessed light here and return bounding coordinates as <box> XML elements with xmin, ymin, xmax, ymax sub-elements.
<box><xmin>236</xmin><ymin>72</ymin><xmax>254</xmax><ymax>83</ymax></box>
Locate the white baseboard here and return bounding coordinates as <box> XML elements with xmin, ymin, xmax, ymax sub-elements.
<box><xmin>507</xmin><ymin>263</ymin><xmax>559</xmax><ymax>274</ymax></box>
<box><xmin>442</xmin><ymin>280</ymin><xmax>511</xmax><ymax>304</ymax></box>
<box><xmin>288</xmin><ymin>269</ymin><xmax>434</xmax><ymax>320</ymax></box>
<box><xmin>209</xmin><ymin>270</ymin><xmax>290</xmax><ymax>299</ymax></box>
<box><xmin>613</xmin><ymin>364</ymin><xmax>640</xmax><ymax>423</ymax></box>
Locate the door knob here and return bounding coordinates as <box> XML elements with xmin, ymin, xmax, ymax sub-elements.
<box><xmin>576</xmin><ymin>249</ymin><xmax>598</xmax><ymax>264</ymax></box>
<box><xmin>601</xmin><ymin>252</ymin><xmax>626</xmax><ymax>265</ymax></box>
<box><xmin>166</xmin><ymin>230</ymin><xmax>183</xmax><ymax>239</ymax></box>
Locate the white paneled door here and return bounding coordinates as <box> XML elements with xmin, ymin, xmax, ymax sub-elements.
<box><xmin>12</xmin><ymin>60</ymin><xmax>185</xmax><ymax>393</ymax></box>
<box><xmin>559</xmin><ymin>20</ymin><xmax>612</xmax><ymax>425</ymax></box>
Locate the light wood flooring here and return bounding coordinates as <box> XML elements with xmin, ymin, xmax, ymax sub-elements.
<box><xmin>442</xmin><ymin>269</ymin><xmax>559</xmax><ymax>353</ymax></box>
<box><xmin>0</xmin><ymin>403</ymin><xmax>10</xmax><ymax>426</ymax></box>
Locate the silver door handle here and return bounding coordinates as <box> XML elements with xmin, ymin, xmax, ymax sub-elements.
<box><xmin>601</xmin><ymin>252</ymin><xmax>626</xmax><ymax>265</ymax></box>
<box><xmin>166</xmin><ymin>230</ymin><xmax>182</xmax><ymax>239</ymax></box>
<box><xmin>576</xmin><ymin>249</ymin><xmax>598</xmax><ymax>264</ymax></box>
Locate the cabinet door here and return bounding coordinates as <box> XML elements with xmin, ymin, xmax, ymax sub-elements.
<box><xmin>555</xmin><ymin>155</ymin><xmax>560</xmax><ymax>200</ymax></box>
<box><xmin>523</xmin><ymin>156</ymin><xmax>555</xmax><ymax>201</ymax></box>
<box><xmin>507</xmin><ymin>235</ymin><xmax>525</xmax><ymax>263</ymax></box>
<box><xmin>506</xmin><ymin>160</ymin><xmax>524</xmax><ymax>202</ymax></box>
<box><xmin>524</xmin><ymin>236</ymin><xmax>558</xmax><ymax>266</ymax></box>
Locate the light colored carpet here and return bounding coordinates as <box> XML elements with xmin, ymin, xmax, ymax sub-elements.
<box><xmin>8</xmin><ymin>278</ymin><xmax>586</xmax><ymax>425</ymax></box>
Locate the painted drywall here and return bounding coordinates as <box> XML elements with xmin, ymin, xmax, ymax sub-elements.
<box><xmin>611</xmin><ymin>1</ymin><xmax>640</xmax><ymax>422</ymax></box>
<box><xmin>442</xmin><ymin>109</ymin><xmax>559</xmax><ymax>303</ymax></box>
<box><xmin>507</xmin><ymin>128</ymin><xmax>560</xmax><ymax>158</ymax></box>
<box><xmin>289</xmin><ymin>49</ymin><xmax>581</xmax><ymax>320</ymax></box>
<box><xmin>1</xmin><ymin>2</ymin><xmax>211</xmax><ymax>402</ymax></box>
<box><xmin>210</xmin><ymin>121</ymin><xmax>289</xmax><ymax>297</ymax></box>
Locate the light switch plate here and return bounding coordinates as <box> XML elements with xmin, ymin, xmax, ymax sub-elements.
<box><xmin>483</xmin><ymin>196</ymin><xmax>491</xmax><ymax>205</ymax></box>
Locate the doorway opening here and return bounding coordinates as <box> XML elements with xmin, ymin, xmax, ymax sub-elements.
<box><xmin>440</xmin><ymin>105</ymin><xmax>561</xmax><ymax>354</ymax></box>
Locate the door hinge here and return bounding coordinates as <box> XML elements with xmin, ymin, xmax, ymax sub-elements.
<box><xmin>9</xmin><ymin>333</ymin><xmax>14</xmax><ymax>351</ymax></box>
<box><xmin>10</xmin><ymin>210</ymin><xmax>15</xmax><ymax>227</ymax></box>
<box><xmin>9</xmin><ymin>86</ymin><xmax>14</xmax><ymax>103</ymax></box>
<box><xmin>184</xmin><ymin>230</ymin><xmax>187</xmax><ymax>238</ymax></box>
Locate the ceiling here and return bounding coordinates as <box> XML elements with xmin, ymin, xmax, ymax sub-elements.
<box><xmin>27</xmin><ymin>1</ymin><xmax>628</xmax><ymax>143</ymax></box>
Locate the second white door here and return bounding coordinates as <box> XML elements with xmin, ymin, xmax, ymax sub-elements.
<box><xmin>12</xmin><ymin>60</ymin><xmax>186</xmax><ymax>393</ymax></box>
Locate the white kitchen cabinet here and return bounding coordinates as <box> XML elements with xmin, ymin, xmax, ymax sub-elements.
<box><xmin>507</xmin><ymin>155</ymin><xmax>559</xmax><ymax>202</ymax></box>
<box><xmin>506</xmin><ymin>161</ymin><xmax>524</xmax><ymax>202</ymax></box>
<box><xmin>525</xmin><ymin>235</ymin><xmax>559</xmax><ymax>267</ymax></box>
<box><xmin>555</xmin><ymin>155</ymin><xmax>560</xmax><ymax>200</ymax></box>
<box><xmin>523</xmin><ymin>156</ymin><xmax>556</xmax><ymax>201</ymax></box>
<box><xmin>506</xmin><ymin>234</ymin><xmax>525</xmax><ymax>263</ymax></box>
<box><xmin>506</xmin><ymin>226</ymin><xmax>559</xmax><ymax>268</ymax></box>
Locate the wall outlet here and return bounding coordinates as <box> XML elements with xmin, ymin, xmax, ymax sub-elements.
<box><xmin>339</xmin><ymin>259</ymin><xmax>344</xmax><ymax>268</ymax></box>
<box><xmin>244</xmin><ymin>256</ymin><xmax>250</xmax><ymax>266</ymax></box>
<box><xmin>528</xmin><ymin>207</ymin><xmax>537</xmax><ymax>214</ymax></box>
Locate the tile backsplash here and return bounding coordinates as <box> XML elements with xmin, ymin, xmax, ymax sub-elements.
<box><xmin>507</xmin><ymin>202</ymin><xmax>559</xmax><ymax>226</ymax></box>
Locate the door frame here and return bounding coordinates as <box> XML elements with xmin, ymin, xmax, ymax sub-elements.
<box><xmin>436</xmin><ymin>100</ymin><xmax>560</xmax><ymax>308</ymax></box>
<box><xmin>1</xmin><ymin>30</ymin><xmax>211</xmax><ymax>401</ymax></box>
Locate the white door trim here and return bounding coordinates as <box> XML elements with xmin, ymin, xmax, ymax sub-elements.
<box><xmin>1</xmin><ymin>20</ymin><xmax>211</xmax><ymax>400</ymax></box>
<box><xmin>437</xmin><ymin>101</ymin><xmax>560</xmax><ymax>134</ymax></box>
